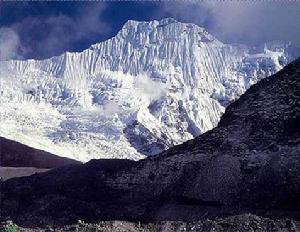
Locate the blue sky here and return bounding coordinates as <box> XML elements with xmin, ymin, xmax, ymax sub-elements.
<box><xmin>0</xmin><ymin>1</ymin><xmax>299</xmax><ymax>60</ymax></box>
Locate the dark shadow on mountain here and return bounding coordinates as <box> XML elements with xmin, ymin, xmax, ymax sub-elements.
<box><xmin>123</xmin><ymin>120</ymin><xmax>170</xmax><ymax>156</ymax></box>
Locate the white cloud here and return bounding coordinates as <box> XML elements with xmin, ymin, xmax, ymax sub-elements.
<box><xmin>159</xmin><ymin>1</ymin><xmax>300</xmax><ymax>46</ymax></box>
<box><xmin>135</xmin><ymin>74</ymin><xmax>167</xmax><ymax>101</ymax></box>
<box><xmin>102</xmin><ymin>101</ymin><xmax>120</xmax><ymax>116</ymax></box>
<box><xmin>0</xmin><ymin>27</ymin><xmax>21</xmax><ymax>60</ymax></box>
<box><xmin>8</xmin><ymin>3</ymin><xmax>110</xmax><ymax>59</ymax></box>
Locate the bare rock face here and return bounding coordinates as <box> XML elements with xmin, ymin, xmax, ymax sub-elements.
<box><xmin>1</xmin><ymin>59</ymin><xmax>300</xmax><ymax>227</ymax></box>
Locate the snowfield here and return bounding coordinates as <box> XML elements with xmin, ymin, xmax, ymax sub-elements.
<box><xmin>0</xmin><ymin>18</ymin><xmax>297</xmax><ymax>161</ymax></box>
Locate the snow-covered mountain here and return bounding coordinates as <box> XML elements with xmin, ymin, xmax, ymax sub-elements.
<box><xmin>0</xmin><ymin>18</ymin><xmax>297</xmax><ymax>162</ymax></box>
<box><xmin>3</xmin><ymin>58</ymin><xmax>300</xmax><ymax>226</ymax></box>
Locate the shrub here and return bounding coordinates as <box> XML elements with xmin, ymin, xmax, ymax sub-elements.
<box><xmin>2</xmin><ymin>222</ymin><xmax>17</xmax><ymax>232</ymax></box>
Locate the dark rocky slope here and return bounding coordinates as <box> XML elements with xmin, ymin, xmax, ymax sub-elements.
<box><xmin>0</xmin><ymin>167</ymin><xmax>48</xmax><ymax>181</ymax></box>
<box><xmin>0</xmin><ymin>136</ymin><xmax>81</xmax><ymax>168</ymax></box>
<box><xmin>1</xmin><ymin>58</ymin><xmax>300</xmax><ymax>227</ymax></box>
<box><xmin>4</xmin><ymin>214</ymin><xmax>300</xmax><ymax>232</ymax></box>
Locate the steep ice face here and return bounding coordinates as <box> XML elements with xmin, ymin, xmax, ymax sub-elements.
<box><xmin>0</xmin><ymin>18</ymin><xmax>296</xmax><ymax>161</ymax></box>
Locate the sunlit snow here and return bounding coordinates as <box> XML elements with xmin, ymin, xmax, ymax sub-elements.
<box><xmin>0</xmin><ymin>18</ymin><xmax>295</xmax><ymax>161</ymax></box>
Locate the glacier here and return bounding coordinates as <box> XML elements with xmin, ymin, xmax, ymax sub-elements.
<box><xmin>0</xmin><ymin>18</ymin><xmax>297</xmax><ymax>162</ymax></box>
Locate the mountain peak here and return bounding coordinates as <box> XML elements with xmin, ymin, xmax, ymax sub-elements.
<box><xmin>117</xmin><ymin>18</ymin><xmax>209</xmax><ymax>40</ymax></box>
<box><xmin>0</xmin><ymin>17</ymin><xmax>297</xmax><ymax>162</ymax></box>
<box><xmin>121</xmin><ymin>17</ymin><xmax>179</xmax><ymax>29</ymax></box>
<box><xmin>158</xmin><ymin>17</ymin><xmax>178</xmax><ymax>24</ymax></box>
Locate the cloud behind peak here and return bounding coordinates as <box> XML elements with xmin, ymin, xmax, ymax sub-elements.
<box><xmin>0</xmin><ymin>1</ymin><xmax>299</xmax><ymax>60</ymax></box>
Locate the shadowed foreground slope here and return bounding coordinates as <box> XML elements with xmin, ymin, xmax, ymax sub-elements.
<box><xmin>0</xmin><ymin>136</ymin><xmax>81</xmax><ymax>168</ymax></box>
<box><xmin>6</xmin><ymin>214</ymin><xmax>300</xmax><ymax>232</ymax></box>
<box><xmin>2</xmin><ymin>58</ymin><xmax>300</xmax><ymax>227</ymax></box>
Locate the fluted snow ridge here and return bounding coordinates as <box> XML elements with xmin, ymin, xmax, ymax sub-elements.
<box><xmin>0</xmin><ymin>18</ymin><xmax>297</xmax><ymax>161</ymax></box>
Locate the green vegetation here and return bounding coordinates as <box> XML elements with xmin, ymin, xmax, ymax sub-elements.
<box><xmin>2</xmin><ymin>222</ymin><xmax>17</xmax><ymax>232</ymax></box>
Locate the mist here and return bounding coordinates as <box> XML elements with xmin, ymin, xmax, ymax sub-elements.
<box><xmin>159</xmin><ymin>1</ymin><xmax>300</xmax><ymax>46</ymax></box>
<box><xmin>0</xmin><ymin>3</ymin><xmax>110</xmax><ymax>60</ymax></box>
<box><xmin>0</xmin><ymin>1</ymin><xmax>299</xmax><ymax>60</ymax></box>
<box><xmin>0</xmin><ymin>27</ymin><xmax>21</xmax><ymax>60</ymax></box>
<box><xmin>135</xmin><ymin>74</ymin><xmax>167</xmax><ymax>101</ymax></box>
